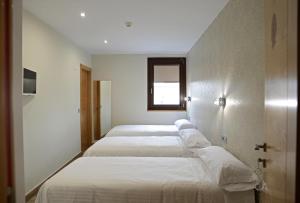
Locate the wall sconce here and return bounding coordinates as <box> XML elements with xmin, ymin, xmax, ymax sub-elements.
<box><xmin>184</xmin><ymin>96</ymin><xmax>192</xmax><ymax>102</ymax></box>
<box><xmin>214</xmin><ymin>97</ymin><xmax>226</xmax><ymax>108</ymax></box>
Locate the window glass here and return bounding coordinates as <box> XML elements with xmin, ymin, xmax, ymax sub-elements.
<box><xmin>153</xmin><ymin>65</ymin><xmax>180</xmax><ymax>105</ymax></box>
<box><xmin>147</xmin><ymin>57</ymin><xmax>186</xmax><ymax>111</ymax></box>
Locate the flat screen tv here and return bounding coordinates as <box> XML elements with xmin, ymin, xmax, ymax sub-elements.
<box><xmin>23</xmin><ymin>68</ymin><xmax>37</xmax><ymax>95</ymax></box>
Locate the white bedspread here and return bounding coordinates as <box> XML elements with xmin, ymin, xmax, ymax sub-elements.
<box><xmin>84</xmin><ymin>136</ymin><xmax>189</xmax><ymax>157</ymax></box>
<box><xmin>36</xmin><ymin>157</ymin><xmax>254</xmax><ymax>203</ymax></box>
<box><xmin>106</xmin><ymin>125</ymin><xmax>179</xmax><ymax>137</ymax></box>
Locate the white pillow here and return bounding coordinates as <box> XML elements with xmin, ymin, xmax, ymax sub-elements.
<box><xmin>174</xmin><ymin>119</ymin><xmax>194</xmax><ymax>130</ymax></box>
<box><xmin>179</xmin><ymin>129</ymin><xmax>211</xmax><ymax>148</ymax></box>
<box><xmin>196</xmin><ymin>146</ymin><xmax>258</xmax><ymax>192</ymax></box>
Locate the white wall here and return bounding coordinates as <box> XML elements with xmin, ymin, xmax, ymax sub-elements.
<box><xmin>12</xmin><ymin>0</ymin><xmax>25</xmax><ymax>202</ymax></box>
<box><xmin>187</xmin><ymin>0</ymin><xmax>264</xmax><ymax>167</ymax></box>
<box><xmin>92</xmin><ymin>55</ymin><xmax>187</xmax><ymax>126</ymax></box>
<box><xmin>22</xmin><ymin>11</ymin><xmax>91</xmax><ymax>193</ymax></box>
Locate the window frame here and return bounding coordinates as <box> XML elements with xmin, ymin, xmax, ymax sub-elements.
<box><xmin>147</xmin><ymin>57</ymin><xmax>186</xmax><ymax>111</ymax></box>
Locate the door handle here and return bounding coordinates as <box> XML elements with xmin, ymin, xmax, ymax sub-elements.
<box><xmin>258</xmin><ymin>158</ymin><xmax>267</xmax><ymax>168</ymax></box>
<box><xmin>254</xmin><ymin>143</ymin><xmax>267</xmax><ymax>152</ymax></box>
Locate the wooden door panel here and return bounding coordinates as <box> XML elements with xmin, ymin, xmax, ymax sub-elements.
<box><xmin>80</xmin><ymin>65</ymin><xmax>92</xmax><ymax>152</ymax></box>
<box><xmin>263</xmin><ymin>0</ymin><xmax>297</xmax><ymax>202</ymax></box>
<box><xmin>264</xmin><ymin>0</ymin><xmax>287</xmax><ymax>201</ymax></box>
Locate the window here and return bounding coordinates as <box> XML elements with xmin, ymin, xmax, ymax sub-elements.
<box><xmin>147</xmin><ymin>58</ymin><xmax>186</xmax><ymax>110</ymax></box>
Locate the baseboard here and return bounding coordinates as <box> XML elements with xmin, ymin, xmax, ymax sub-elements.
<box><xmin>25</xmin><ymin>151</ymin><xmax>83</xmax><ymax>201</ymax></box>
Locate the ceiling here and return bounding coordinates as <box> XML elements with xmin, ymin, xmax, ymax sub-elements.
<box><xmin>24</xmin><ymin>0</ymin><xmax>228</xmax><ymax>54</ymax></box>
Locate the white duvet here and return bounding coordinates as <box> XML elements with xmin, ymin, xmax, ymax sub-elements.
<box><xmin>36</xmin><ymin>157</ymin><xmax>254</xmax><ymax>203</ymax></box>
<box><xmin>105</xmin><ymin>125</ymin><xmax>179</xmax><ymax>137</ymax></box>
<box><xmin>84</xmin><ymin>136</ymin><xmax>189</xmax><ymax>157</ymax></box>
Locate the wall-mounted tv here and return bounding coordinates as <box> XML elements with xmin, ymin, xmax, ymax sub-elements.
<box><xmin>23</xmin><ymin>68</ymin><xmax>37</xmax><ymax>95</ymax></box>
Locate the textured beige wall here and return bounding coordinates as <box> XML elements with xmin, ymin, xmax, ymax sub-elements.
<box><xmin>187</xmin><ymin>0</ymin><xmax>264</xmax><ymax>167</ymax></box>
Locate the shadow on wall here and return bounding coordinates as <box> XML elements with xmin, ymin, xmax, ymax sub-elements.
<box><xmin>23</xmin><ymin>95</ymin><xmax>34</xmax><ymax>106</ymax></box>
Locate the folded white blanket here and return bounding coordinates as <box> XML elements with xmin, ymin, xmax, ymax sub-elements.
<box><xmin>36</xmin><ymin>157</ymin><xmax>255</xmax><ymax>203</ymax></box>
<box><xmin>84</xmin><ymin>136</ymin><xmax>189</xmax><ymax>157</ymax></box>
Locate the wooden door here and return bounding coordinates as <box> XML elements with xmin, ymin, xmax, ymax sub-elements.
<box><xmin>93</xmin><ymin>80</ymin><xmax>101</xmax><ymax>140</ymax></box>
<box><xmin>80</xmin><ymin>65</ymin><xmax>92</xmax><ymax>152</ymax></box>
<box><xmin>0</xmin><ymin>0</ymin><xmax>12</xmax><ymax>202</ymax></box>
<box><xmin>263</xmin><ymin>0</ymin><xmax>297</xmax><ymax>202</ymax></box>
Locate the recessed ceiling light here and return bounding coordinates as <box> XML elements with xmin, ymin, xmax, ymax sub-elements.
<box><xmin>104</xmin><ymin>40</ymin><xmax>108</xmax><ymax>44</ymax></box>
<box><xmin>125</xmin><ymin>21</ymin><xmax>133</xmax><ymax>28</ymax></box>
<box><xmin>80</xmin><ymin>12</ymin><xmax>86</xmax><ymax>18</ymax></box>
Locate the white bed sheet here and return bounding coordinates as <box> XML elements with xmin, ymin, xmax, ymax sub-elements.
<box><xmin>84</xmin><ymin>136</ymin><xmax>189</xmax><ymax>157</ymax></box>
<box><xmin>105</xmin><ymin>125</ymin><xmax>179</xmax><ymax>137</ymax></box>
<box><xmin>36</xmin><ymin>157</ymin><xmax>255</xmax><ymax>203</ymax></box>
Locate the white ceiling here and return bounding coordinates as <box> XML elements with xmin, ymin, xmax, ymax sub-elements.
<box><xmin>24</xmin><ymin>0</ymin><xmax>228</xmax><ymax>54</ymax></box>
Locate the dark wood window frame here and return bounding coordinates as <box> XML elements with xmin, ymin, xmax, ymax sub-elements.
<box><xmin>147</xmin><ymin>57</ymin><xmax>186</xmax><ymax>111</ymax></box>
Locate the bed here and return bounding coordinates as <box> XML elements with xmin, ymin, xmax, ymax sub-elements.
<box><xmin>36</xmin><ymin>157</ymin><xmax>254</xmax><ymax>203</ymax></box>
<box><xmin>84</xmin><ymin>136</ymin><xmax>191</xmax><ymax>157</ymax></box>
<box><xmin>105</xmin><ymin>125</ymin><xmax>179</xmax><ymax>137</ymax></box>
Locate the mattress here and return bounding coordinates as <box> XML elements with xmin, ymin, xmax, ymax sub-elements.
<box><xmin>36</xmin><ymin>157</ymin><xmax>255</xmax><ymax>203</ymax></box>
<box><xmin>105</xmin><ymin>125</ymin><xmax>179</xmax><ymax>137</ymax></box>
<box><xmin>84</xmin><ymin>136</ymin><xmax>189</xmax><ymax>157</ymax></box>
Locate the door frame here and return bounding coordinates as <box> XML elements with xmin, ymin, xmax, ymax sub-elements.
<box><xmin>93</xmin><ymin>80</ymin><xmax>101</xmax><ymax>140</ymax></box>
<box><xmin>296</xmin><ymin>0</ymin><xmax>300</xmax><ymax>201</ymax></box>
<box><xmin>0</xmin><ymin>0</ymin><xmax>13</xmax><ymax>202</ymax></box>
<box><xmin>80</xmin><ymin>64</ymin><xmax>92</xmax><ymax>152</ymax></box>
